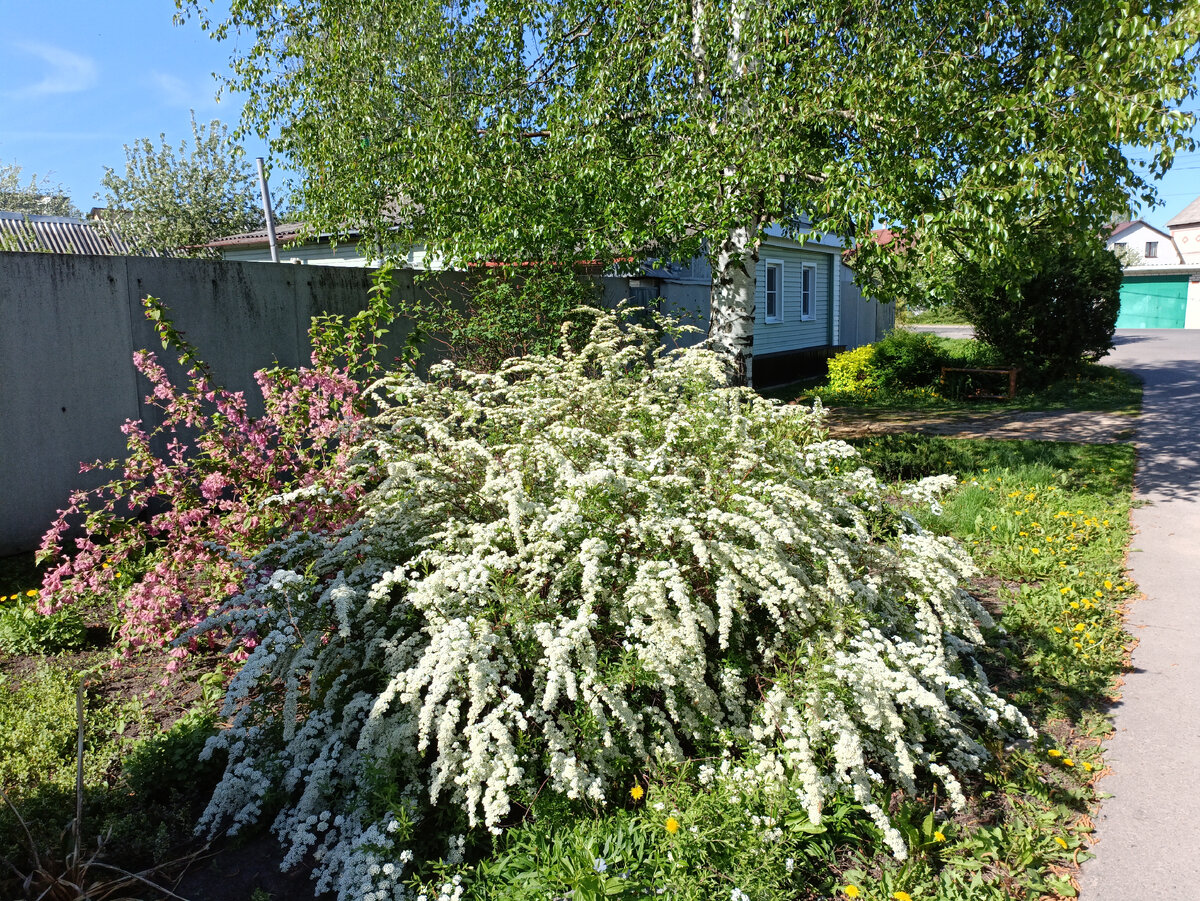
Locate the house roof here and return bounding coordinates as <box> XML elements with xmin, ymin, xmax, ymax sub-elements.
<box><xmin>205</xmin><ymin>221</ymin><xmax>314</xmax><ymax>249</ymax></box>
<box><xmin>0</xmin><ymin>212</ymin><xmax>143</xmax><ymax>255</ymax></box>
<box><xmin>1108</xmin><ymin>219</ymin><xmax>1173</xmax><ymax>242</ymax></box>
<box><xmin>1167</xmin><ymin>196</ymin><xmax>1200</xmax><ymax>229</ymax></box>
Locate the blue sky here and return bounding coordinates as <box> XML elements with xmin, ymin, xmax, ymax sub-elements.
<box><xmin>0</xmin><ymin>1</ymin><xmax>273</xmax><ymax>212</ymax></box>
<box><xmin>0</xmin><ymin>2</ymin><xmax>1197</xmax><ymax>230</ymax></box>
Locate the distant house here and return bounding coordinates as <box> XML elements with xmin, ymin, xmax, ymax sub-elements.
<box><xmin>0</xmin><ymin>211</ymin><xmax>142</xmax><ymax>255</ymax></box>
<box><xmin>1105</xmin><ymin>220</ymin><xmax>1182</xmax><ymax>265</ymax></box>
<box><xmin>1109</xmin><ymin>199</ymin><xmax>1200</xmax><ymax>329</ymax></box>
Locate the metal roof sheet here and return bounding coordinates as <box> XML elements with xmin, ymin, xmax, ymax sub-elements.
<box><xmin>0</xmin><ymin>212</ymin><xmax>145</xmax><ymax>255</ymax></box>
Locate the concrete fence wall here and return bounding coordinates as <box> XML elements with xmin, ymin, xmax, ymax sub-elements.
<box><xmin>0</xmin><ymin>253</ymin><xmax>425</xmax><ymax>555</ymax></box>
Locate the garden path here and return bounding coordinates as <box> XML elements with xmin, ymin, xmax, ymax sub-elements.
<box><xmin>1076</xmin><ymin>330</ymin><xmax>1200</xmax><ymax>899</ymax></box>
<box><xmin>823</xmin><ymin>407</ymin><xmax>1137</xmax><ymax>444</ymax></box>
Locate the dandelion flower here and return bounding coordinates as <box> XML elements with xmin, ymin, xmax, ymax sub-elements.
<box><xmin>1048</xmin><ymin>749</ymin><xmax>1062</xmax><ymax>758</ymax></box>
<box><xmin>843</xmin><ymin>887</ymin><xmax>861</xmax><ymax>899</ymax></box>
<box><xmin>630</xmin><ymin>785</ymin><xmax>644</xmax><ymax>801</ymax></box>
<box><xmin>1063</xmin><ymin>758</ymin><xmax>1074</xmax><ymax>767</ymax></box>
<box><xmin>934</xmin><ymin>830</ymin><xmax>946</xmax><ymax>842</ymax></box>
<box><xmin>893</xmin><ymin>893</ymin><xmax>913</xmax><ymax>901</ymax></box>
<box><xmin>1083</xmin><ymin>762</ymin><xmax>1094</xmax><ymax>772</ymax></box>
<box><xmin>1055</xmin><ymin>836</ymin><xmax>1068</xmax><ymax>849</ymax></box>
<box><xmin>25</xmin><ymin>589</ymin><xmax>37</xmax><ymax>597</ymax></box>
<box><xmin>1104</xmin><ymin>580</ymin><xmax>1113</xmax><ymax>590</ymax></box>
<box><xmin>665</xmin><ymin>817</ymin><xmax>680</xmax><ymax>834</ymax></box>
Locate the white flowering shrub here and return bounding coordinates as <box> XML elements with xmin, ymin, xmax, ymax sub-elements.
<box><xmin>193</xmin><ymin>309</ymin><xmax>1032</xmax><ymax>898</ymax></box>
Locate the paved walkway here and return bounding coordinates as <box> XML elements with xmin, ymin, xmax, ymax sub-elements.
<box><xmin>1077</xmin><ymin>331</ymin><xmax>1200</xmax><ymax>899</ymax></box>
<box><xmin>825</xmin><ymin>408</ymin><xmax>1137</xmax><ymax>443</ymax></box>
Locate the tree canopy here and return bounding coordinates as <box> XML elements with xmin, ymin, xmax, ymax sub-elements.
<box><xmin>0</xmin><ymin>161</ymin><xmax>79</xmax><ymax>218</ymax></box>
<box><xmin>181</xmin><ymin>0</ymin><xmax>1198</xmax><ymax>380</ymax></box>
<box><xmin>100</xmin><ymin>113</ymin><xmax>264</xmax><ymax>257</ymax></box>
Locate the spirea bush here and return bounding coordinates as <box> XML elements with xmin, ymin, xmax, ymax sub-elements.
<box><xmin>193</xmin><ymin>309</ymin><xmax>1032</xmax><ymax>899</ymax></box>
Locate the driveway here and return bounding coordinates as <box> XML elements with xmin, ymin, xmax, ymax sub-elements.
<box><xmin>1078</xmin><ymin>330</ymin><xmax>1200</xmax><ymax>898</ymax></box>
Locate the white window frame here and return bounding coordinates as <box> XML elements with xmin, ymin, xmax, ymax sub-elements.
<box><xmin>764</xmin><ymin>260</ymin><xmax>784</xmax><ymax>323</ymax></box>
<box><xmin>801</xmin><ymin>264</ymin><xmax>817</xmax><ymax>321</ymax></box>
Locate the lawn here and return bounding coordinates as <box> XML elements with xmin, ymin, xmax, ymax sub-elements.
<box><xmin>0</xmin><ymin>429</ymin><xmax>1137</xmax><ymax>901</ymax></box>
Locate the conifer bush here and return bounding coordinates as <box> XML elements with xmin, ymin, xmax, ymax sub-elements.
<box><xmin>193</xmin><ymin>309</ymin><xmax>1032</xmax><ymax>900</ymax></box>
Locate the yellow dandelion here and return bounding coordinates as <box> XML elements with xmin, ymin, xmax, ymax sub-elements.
<box><xmin>1054</xmin><ymin>627</ymin><xmax>1064</xmax><ymax>633</ymax></box>
<box><xmin>1070</xmin><ymin>601</ymin><xmax>1080</xmax><ymax>609</ymax></box>
<box><xmin>630</xmin><ymin>784</ymin><xmax>644</xmax><ymax>801</ymax></box>
<box><xmin>1054</xmin><ymin>836</ymin><xmax>1068</xmax><ymax>849</ymax></box>
<box><xmin>1104</xmin><ymin>580</ymin><xmax>1113</xmax><ymax>590</ymax></box>
<box><xmin>1063</xmin><ymin>758</ymin><xmax>1075</xmax><ymax>767</ymax></box>
<box><xmin>665</xmin><ymin>817</ymin><xmax>680</xmax><ymax>834</ymax></box>
<box><xmin>893</xmin><ymin>893</ymin><xmax>913</xmax><ymax>901</ymax></box>
<box><xmin>1060</xmin><ymin>587</ymin><xmax>1071</xmax><ymax>594</ymax></box>
<box><xmin>1031</xmin><ymin>547</ymin><xmax>1040</xmax><ymax>554</ymax></box>
<box><xmin>843</xmin><ymin>887</ymin><xmax>861</xmax><ymax>899</ymax></box>
<box><xmin>934</xmin><ymin>830</ymin><xmax>946</xmax><ymax>842</ymax></box>
<box><xmin>1048</xmin><ymin>749</ymin><xmax>1063</xmax><ymax>758</ymax></box>
<box><xmin>1083</xmin><ymin>762</ymin><xmax>1094</xmax><ymax>772</ymax></box>
<box><xmin>25</xmin><ymin>589</ymin><xmax>37</xmax><ymax>597</ymax></box>
<box><xmin>1075</xmin><ymin>623</ymin><xmax>1086</xmax><ymax>632</ymax></box>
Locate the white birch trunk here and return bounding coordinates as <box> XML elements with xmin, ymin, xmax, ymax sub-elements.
<box><xmin>708</xmin><ymin>222</ymin><xmax>759</xmax><ymax>386</ymax></box>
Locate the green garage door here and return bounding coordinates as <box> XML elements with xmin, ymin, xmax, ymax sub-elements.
<box><xmin>1117</xmin><ymin>275</ymin><xmax>1189</xmax><ymax>329</ymax></box>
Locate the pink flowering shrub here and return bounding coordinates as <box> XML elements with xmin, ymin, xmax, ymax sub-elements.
<box><xmin>36</xmin><ymin>287</ymin><xmax>392</xmax><ymax>658</ymax></box>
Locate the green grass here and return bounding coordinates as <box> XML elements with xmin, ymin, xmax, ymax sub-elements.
<box><xmin>765</xmin><ymin>336</ymin><xmax>1142</xmax><ymax>415</ymax></box>
<box><xmin>898</xmin><ymin>308</ymin><xmax>974</xmax><ymax>325</ymax></box>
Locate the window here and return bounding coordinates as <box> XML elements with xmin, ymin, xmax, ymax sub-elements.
<box><xmin>765</xmin><ymin>261</ymin><xmax>783</xmax><ymax>322</ymax></box>
<box><xmin>801</xmin><ymin>265</ymin><xmax>816</xmax><ymax>320</ymax></box>
<box><xmin>1145</xmin><ymin>241</ymin><xmax>1158</xmax><ymax>259</ymax></box>
<box><xmin>1114</xmin><ymin>242</ymin><xmax>1127</xmax><ymax>250</ymax></box>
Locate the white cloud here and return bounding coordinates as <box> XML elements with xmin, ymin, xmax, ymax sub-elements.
<box><xmin>6</xmin><ymin>42</ymin><xmax>98</xmax><ymax>99</ymax></box>
<box><xmin>150</xmin><ymin>71</ymin><xmax>221</xmax><ymax>110</ymax></box>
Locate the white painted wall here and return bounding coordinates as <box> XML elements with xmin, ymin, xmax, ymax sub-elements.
<box><xmin>1108</xmin><ymin>223</ymin><xmax>1182</xmax><ymax>265</ymax></box>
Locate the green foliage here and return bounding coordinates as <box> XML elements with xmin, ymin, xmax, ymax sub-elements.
<box><xmin>181</xmin><ymin>0</ymin><xmax>1198</xmax><ymax>376</ymax></box>
<box><xmin>0</xmin><ymin>592</ymin><xmax>87</xmax><ymax>655</ymax></box>
<box><xmin>953</xmin><ymin>238</ymin><xmax>1124</xmax><ymax>382</ymax></box>
<box><xmin>409</xmin><ymin>266</ymin><xmax>601</xmax><ymax>371</ymax></box>
<box><xmin>0</xmin><ymin>161</ymin><xmax>79</xmax><ymax>217</ymax></box>
<box><xmin>870</xmin><ymin>330</ymin><xmax>946</xmax><ymax>388</ymax></box>
<box><xmin>826</xmin><ymin>344</ymin><xmax>880</xmax><ymax>392</ymax></box>
<box><xmin>824</xmin><ymin>330</ymin><xmax>947</xmax><ymax>396</ymax></box>
<box><xmin>100</xmin><ymin>112</ymin><xmax>263</xmax><ymax>256</ymax></box>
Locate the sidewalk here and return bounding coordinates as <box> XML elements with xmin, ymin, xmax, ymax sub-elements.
<box><xmin>824</xmin><ymin>407</ymin><xmax>1138</xmax><ymax>444</ymax></box>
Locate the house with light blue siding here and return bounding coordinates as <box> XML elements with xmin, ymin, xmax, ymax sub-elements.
<box><xmin>208</xmin><ymin>220</ymin><xmax>890</xmax><ymax>385</ymax></box>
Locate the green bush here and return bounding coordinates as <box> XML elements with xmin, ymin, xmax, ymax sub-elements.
<box><xmin>869</xmin><ymin>330</ymin><xmax>945</xmax><ymax>388</ymax></box>
<box><xmin>826</xmin><ymin>344</ymin><xmax>880</xmax><ymax>392</ymax></box>
<box><xmin>0</xmin><ymin>592</ymin><xmax>86</xmax><ymax>655</ymax></box>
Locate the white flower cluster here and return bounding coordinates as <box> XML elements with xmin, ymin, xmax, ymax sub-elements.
<box><xmin>193</xmin><ymin>309</ymin><xmax>1032</xmax><ymax>897</ymax></box>
<box><xmin>900</xmin><ymin>473</ymin><xmax>959</xmax><ymax>515</ymax></box>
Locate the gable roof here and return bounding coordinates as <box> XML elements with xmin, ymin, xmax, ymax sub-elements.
<box><xmin>0</xmin><ymin>212</ymin><xmax>143</xmax><ymax>255</ymax></box>
<box><xmin>1107</xmin><ymin>219</ymin><xmax>1173</xmax><ymax>243</ymax></box>
<box><xmin>1167</xmin><ymin>196</ymin><xmax>1200</xmax><ymax>229</ymax></box>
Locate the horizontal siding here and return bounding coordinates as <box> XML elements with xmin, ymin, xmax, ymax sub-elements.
<box><xmin>754</xmin><ymin>243</ymin><xmax>832</xmax><ymax>355</ymax></box>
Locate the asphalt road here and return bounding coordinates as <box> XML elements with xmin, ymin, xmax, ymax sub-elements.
<box><xmin>1078</xmin><ymin>330</ymin><xmax>1200</xmax><ymax>899</ymax></box>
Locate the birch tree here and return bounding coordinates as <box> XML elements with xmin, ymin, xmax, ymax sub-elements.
<box><xmin>181</xmin><ymin>0</ymin><xmax>1198</xmax><ymax>382</ymax></box>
